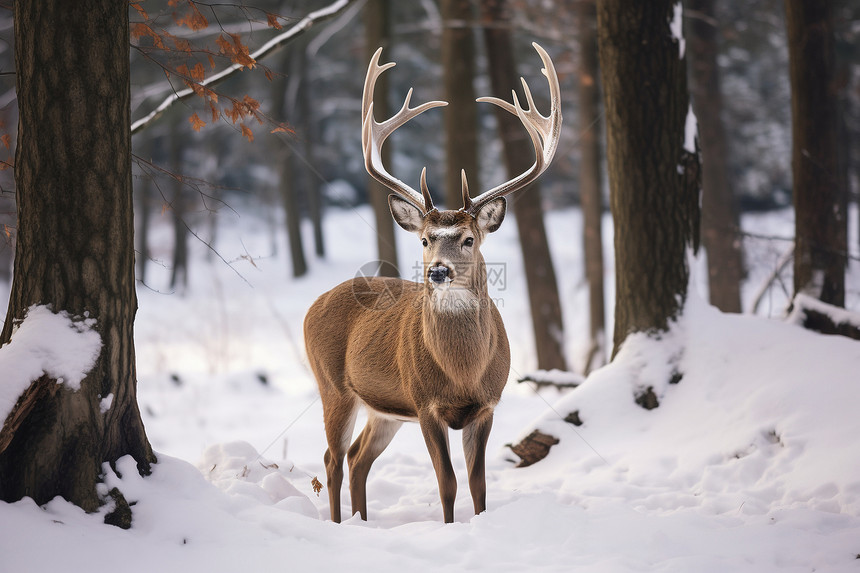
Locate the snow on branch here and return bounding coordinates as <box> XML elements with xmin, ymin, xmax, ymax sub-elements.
<box><xmin>0</xmin><ymin>305</ymin><xmax>101</xmax><ymax>454</ymax></box>
<box><xmin>130</xmin><ymin>0</ymin><xmax>357</xmax><ymax>137</ymax></box>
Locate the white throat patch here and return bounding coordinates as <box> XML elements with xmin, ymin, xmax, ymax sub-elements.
<box><xmin>430</xmin><ymin>282</ymin><xmax>478</xmax><ymax>313</ymax></box>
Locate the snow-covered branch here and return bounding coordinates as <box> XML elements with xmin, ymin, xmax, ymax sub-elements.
<box><xmin>130</xmin><ymin>0</ymin><xmax>357</xmax><ymax>137</ymax></box>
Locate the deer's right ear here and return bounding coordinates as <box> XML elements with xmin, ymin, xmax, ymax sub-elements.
<box><xmin>388</xmin><ymin>194</ymin><xmax>424</xmax><ymax>233</ymax></box>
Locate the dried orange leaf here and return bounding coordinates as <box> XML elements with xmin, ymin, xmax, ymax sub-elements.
<box><xmin>240</xmin><ymin>124</ymin><xmax>254</xmax><ymax>142</ymax></box>
<box><xmin>188</xmin><ymin>113</ymin><xmax>206</xmax><ymax>132</ymax></box>
<box><xmin>131</xmin><ymin>2</ymin><xmax>148</xmax><ymax>20</ymax></box>
<box><xmin>266</xmin><ymin>13</ymin><xmax>283</xmax><ymax>30</ymax></box>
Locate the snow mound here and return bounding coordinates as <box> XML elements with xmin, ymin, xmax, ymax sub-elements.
<box><xmin>197</xmin><ymin>441</ymin><xmax>319</xmax><ymax>518</ymax></box>
<box><xmin>0</xmin><ymin>304</ymin><xmax>101</xmax><ymax>423</ymax></box>
<box><xmin>525</xmin><ymin>294</ymin><xmax>860</xmax><ymax>517</ymax></box>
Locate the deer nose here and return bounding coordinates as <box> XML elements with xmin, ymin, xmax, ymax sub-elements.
<box><xmin>428</xmin><ymin>264</ymin><xmax>450</xmax><ymax>284</ymax></box>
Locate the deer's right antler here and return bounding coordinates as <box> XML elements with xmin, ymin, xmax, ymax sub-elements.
<box><xmin>362</xmin><ymin>47</ymin><xmax>448</xmax><ymax>214</ymax></box>
<box><xmin>465</xmin><ymin>43</ymin><xmax>562</xmax><ymax>216</ymax></box>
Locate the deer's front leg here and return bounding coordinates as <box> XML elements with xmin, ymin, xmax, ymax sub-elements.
<box><xmin>463</xmin><ymin>410</ymin><xmax>493</xmax><ymax>515</ymax></box>
<box><xmin>418</xmin><ymin>411</ymin><xmax>457</xmax><ymax>523</ymax></box>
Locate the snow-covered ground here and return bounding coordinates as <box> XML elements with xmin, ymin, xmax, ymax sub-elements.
<box><xmin>1</xmin><ymin>200</ymin><xmax>859</xmax><ymax>572</ymax></box>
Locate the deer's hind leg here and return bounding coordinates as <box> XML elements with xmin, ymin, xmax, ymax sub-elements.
<box><xmin>347</xmin><ymin>411</ymin><xmax>403</xmax><ymax>520</ymax></box>
<box><xmin>322</xmin><ymin>395</ymin><xmax>359</xmax><ymax>523</ymax></box>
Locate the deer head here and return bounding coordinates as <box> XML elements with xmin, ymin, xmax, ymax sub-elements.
<box><xmin>362</xmin><ymin>42</ymin><xmax>562</xmax><ymax>305</ymax></box>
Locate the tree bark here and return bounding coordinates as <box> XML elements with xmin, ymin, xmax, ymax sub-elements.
<box><xmin>785</xmin><ymin>0</ymin><xmax>846</xmax><ymax>306</ymax></box>
<box><xmin>0</xmin><ymin>0</ymin><xmax>155</xmax><ymax>512</ymax></box>
<box><xmin>687</xmin><ymin>0</ymin><xmax>743</xmax><ymax>313</ymax></box>
<box><xmin>597</xmin><ymin>1</ymin><xmax>701</xmax><ymax>357</ymax></box>
<box><xmin>481</xmin><ymin>0</ymin><xmax>567</xmax><ymax>371</ymax></box>
<box><xmin>442</xmin><ymin>0</ymin><xmax>479</xmax><ymax>209</ymax></box>
<box><xmin>576</xmin><ymin>0</ymin><xmax>607</xmax><ymax>373</ymax></box>
<box><xmin>365</xmin><ymin>0</ymin><xmax>399</xmax><ymax>277</ymax></box>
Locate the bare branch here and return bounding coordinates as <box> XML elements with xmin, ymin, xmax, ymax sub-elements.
<box><xmin>131</xmin><ymin>0</ymin><xmax>357</xmax><ymax>136</ymax></box>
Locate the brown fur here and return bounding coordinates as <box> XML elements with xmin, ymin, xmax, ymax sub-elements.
<box><xmin>304</xmin><ymin>205</ymin><xmax>511</xmax><ymax>523</ymax></box>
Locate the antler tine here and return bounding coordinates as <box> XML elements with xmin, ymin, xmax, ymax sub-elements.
<box><xmin>362</xmin><ymin>47</ymin><xmax>448</xmax><ymax>213</ymax></box>
<box><xmin>466</xmin><ymin>42</ymin><xmax>562</xmax><ymax>216</ymax></box>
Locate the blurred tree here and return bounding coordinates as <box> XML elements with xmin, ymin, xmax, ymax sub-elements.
<box><xmin>441</xmin><ymin>0</ymin><xmax>479</xmax><ymax>209</ymax></box>
<box><xmin>365</xmin><ymin>0</ymin><xmax>400</xmax><ymax>277</ymax></box>
<box><xmin>576</xmin><ymin>0</ymin><xmax>607</xmax><ymax>373</ymax></box>
<box><xmin>169</xmin><ymin>112</ymin><xmax>191</xmax><ymax>291</ymax></box>
<box><xmin>0</xmin><ymin>0</ymin><xmax>155</xmax><ymax>518</ymax></box>
<box><xmin>480</xmin><ymin>0</ymin><xmax>567</xmax><ymax>371</ymax></box>
<box><xmin>272</xmin><ymin>48</ymin><xmax>309</xmax><ymax>278</ymax></box>
<box><xmin>598</xmin><ymin>1</ymin><xmax>701</xmax><ymax>358</ymax></box>
<box><xmin>687</xmin><ymin>0</ymin><xmax>744</xmax><ymax>313</ymax></box>
<box><xmin>785</xmin><ymin>0</ymin><xmax>847</xmax><ymax>306</ymax></box>
<box><xmin>134</xmin><ymin>137</ymin><xmax>154</xmax><ymax>285</ymax></box>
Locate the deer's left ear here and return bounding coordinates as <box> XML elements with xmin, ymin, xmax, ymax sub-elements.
<box><xmin>475</xmin><ymin>197</ymin><xmax>506</xmax><ymax>234</ymax></box>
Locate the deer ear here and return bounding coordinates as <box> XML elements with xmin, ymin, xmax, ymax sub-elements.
<box><xmin>388</xmin><ymin>194</ymin><xmax>424</xmax><ymax>233</ymax></box>
<box><xmin>475</xmin><ymin>197</ymin><xmax>506</xmax><ymax>233</ymax></box>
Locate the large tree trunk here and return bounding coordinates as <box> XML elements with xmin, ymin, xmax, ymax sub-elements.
<box><xmin>0</xmin><ymin>0</ymin><xmax>155</xmax><ymax>513</ymax></box>
<box><xmin>481</xmin><ymin>0</ymin><xmax>567</xmax><ymax>372</ymax></box>
<box><xmin>597</xmin><ymin>0</ymin><xmax>700</xmax><ymax>357</ymax></box>
<box><xmin>442</xmin><ymin>0</ymin><xmax>479</xmax><ymax>209</ymax></box>
<box><xmin>785</xmin><ymin>0</ymin><xmax>846</xmax><ymax>306</ymax></box>
<box><xmin>687</xmin><ymin>0</ymin><xmax>743</xmax><ymax>313</ymax></box>
<box><xmin>576</xmin><ymin>0</ymin><xmax>607</xmax><ymax>373</ymax></box>
<box><xmin>365</xmin><ymin>0</ymin><xmax>399</xmax><ymax>277</ymax></box>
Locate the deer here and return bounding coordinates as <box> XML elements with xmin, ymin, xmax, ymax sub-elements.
<box><xmin>303</xmin><ymin>42</ymin><xmax>561</xmax><ymax>523</ymax></box>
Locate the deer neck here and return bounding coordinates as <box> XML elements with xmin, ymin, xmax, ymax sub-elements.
<box><xmin>421</xmin><ymin>260</ymin><xmax>495</xmax><ymax>384</ymax></box>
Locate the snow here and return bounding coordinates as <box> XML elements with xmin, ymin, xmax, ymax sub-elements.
<box><xmin>0</xmin><ymin>201</ymin><xmax>859</xmax><ymax>572</ymax></box>
<box><xmin>788</xmin><ymin>292</ymin><xmax>860</xmax><ymax>330</ymax></box>
<box><xmin>670</xmin><ymin>2</ymin><xmax>685</xmax><ymax>59</ymax></box>
<box><xmin>684</xmin><ymin>104</ymin><xmax>698</xmax><ymax>153</ymax></box>
<box><xmin>0</xmin><ymin>304</ymin><xmax>101</xmax><ymax>423</ymax></box>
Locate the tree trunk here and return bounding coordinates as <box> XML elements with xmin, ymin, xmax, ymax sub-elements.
<box><xmin>365</xmin><ymin>0</ymin><xmax>399</xmax><ymax>277</ymax></box>
<box><xmin>281</xmin><ymin>149</ymin><xmax>309</xmax><ymax>277</ymax></box>
<box><xmin>597</xmin><ymin>1</ymin><xmax>701</xmax><ymax>357</ymax></box>
<box><xmin>272</xmin><ymin>49</ymin><xmax>308</xmax><ymax>278</ymax></box>
<box><xmin>0</xmin><ymin>193</ymin><xmax>12</xmax><ymax>284</ymax></box>
<box><xmin>481</xmin><ymin>0</ymin><xmax>567</xmax><ymax>372</ymax></box>
<box><xmin>296</xmin><ymin>46</ymin><xmax>326</xmax><ymax>259</ymax></box>
<box><xmin>134</xmin><ymin>137</ymin><xmax>153</xmax><ymax>285</ymax></box>
<box><xmin>576</xmin><ymin>0</ymin><xmax>607</xmax><ymax>373</ymax></box>
<box><xmin>0</xmin><ymin>0</ymin><xmax>155</xmax><ymax>513</ymax></box>
<box><xmin>687</xmin><ymin>0</ymin><xmax>743</xmax><ymax>313</ymax></box>
<box><xmin>442</xmin><ymin>0</ymin><xmax>479</xmax><ymax>209</ymax></box>
<box><xmin>785</xmin><ymin>0</ymin><xmax>846</xmax><ymax>306</ymax></box>
<box><xmin>168</xmin><ymin>117</ymin><xmax>189</xmax><ymax>292</ymax></box>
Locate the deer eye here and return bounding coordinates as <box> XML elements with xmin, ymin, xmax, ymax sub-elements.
<box><xmin>422</xmin><ymin>238</ymin><xmax>428</xmax><ymax>247</ymax></box>
<box><xmin>463</xmin><ymin>237</ymin><xmax>474</xmax><ymax>248</ymax></box>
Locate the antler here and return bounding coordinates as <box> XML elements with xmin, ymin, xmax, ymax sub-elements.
<box><xmin>465</xmin><ymin>42</ymin><xmax>562</xmax><ymax>216</ymax></box>
<box><xmin>362</xmin><ymin>47</ymin><xmax>448</xmax><ymax>214</ymax></box>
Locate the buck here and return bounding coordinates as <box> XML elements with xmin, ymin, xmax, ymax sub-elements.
<box><xmin>304</xmin><ymin>43</ymin><xmax>561</xmax><ymax>523</ymax></box>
